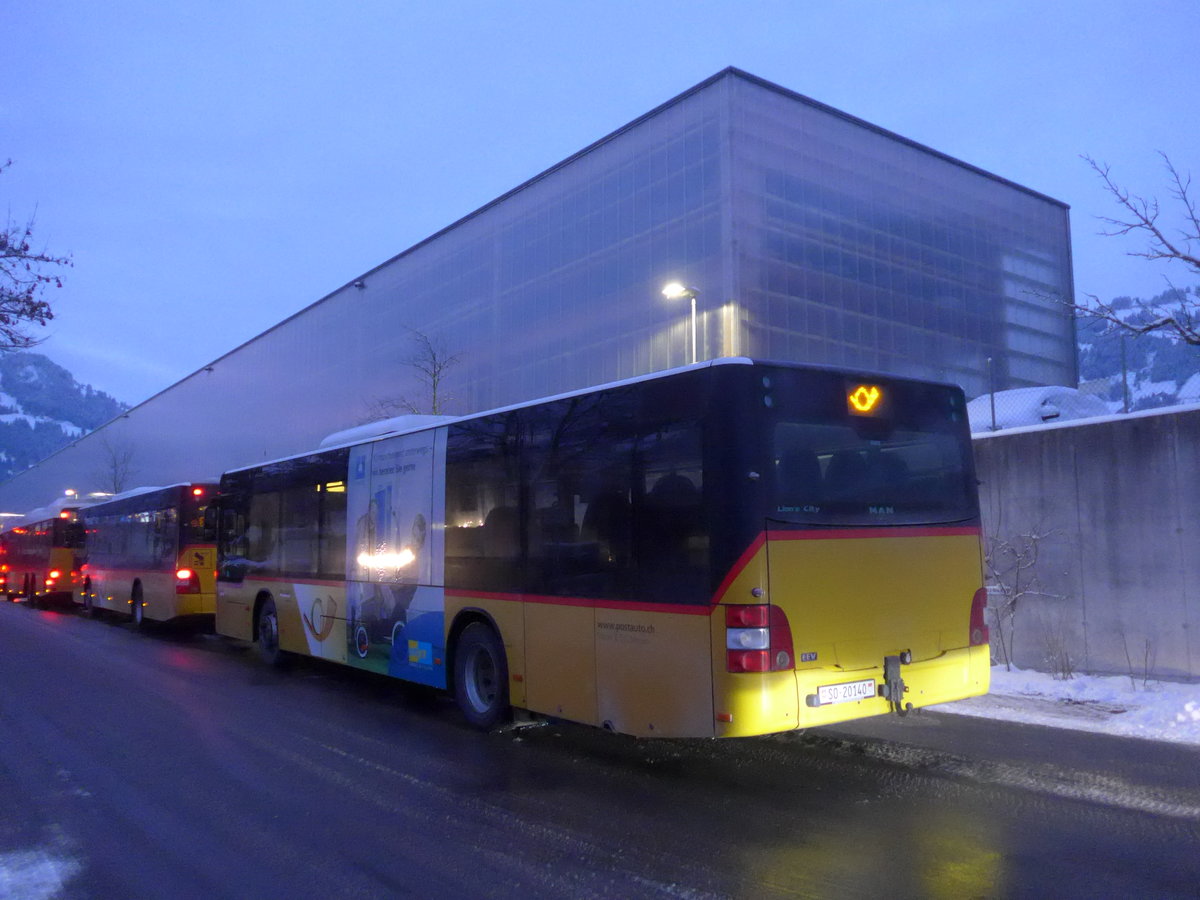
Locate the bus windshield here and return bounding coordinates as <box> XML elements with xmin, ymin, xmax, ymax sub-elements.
<box><xmin>768</xmin><ymin>373</ymin><xmax>975</xmax><ymax>527</ymax></box>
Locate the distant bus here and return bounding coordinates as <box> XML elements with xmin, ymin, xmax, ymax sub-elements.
<box><xmin>79</xmin><ymin>483</ymin><xmax>219</xmax><ymax>626</ymax></box>
<box><xmin>2</xmin><ymin>506</ymin><xmax>87</xmax><ymax>609</ymax></box>
<box><xmin>215</xmin><ymin>359</ymin><xmax>989</xmax><ymax>738</ymax></box>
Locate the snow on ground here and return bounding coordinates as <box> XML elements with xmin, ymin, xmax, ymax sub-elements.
<box><xmin>935</xmin><ymin>666</ymin><xmax>1200</xmax><ymax>745</ymax></box>
<box><xmin>0</xmin><ymin>847</ymin><xmax>81</xmax><ymax>900</ymax></box>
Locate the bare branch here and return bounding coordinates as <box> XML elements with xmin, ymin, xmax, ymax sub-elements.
<box><xmin>359</xmin><ymin>329</ymin><xmax>460</xmax><ymax>422</ymax></box>
<box><xmin>1068</xmin><ymin>154</ymin><xmax>1200</xmax><ymax>346</ymax></box>
<box><xmin>0</xmin><ymin>159</ymin><xmax>71</xmax><ymax>351</ymax></box>
<box><xmin>1082</xmin><ymin>154</ymin><xmax>1200</xmax><ymax>272</ymax></box>
<box><xmin>93</xmin><ymin>435</ymin><xmax>137</xmax><ymax>494</ymax></box>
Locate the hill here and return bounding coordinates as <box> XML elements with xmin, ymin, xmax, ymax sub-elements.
<box><xmin>0</xmin><ymin>353</ymin><xmax>128</xmax><ymax>481</ymax></box>
<box><xmin>1076</xmin><ymin>287</ymin><xmax>1200</xmax><ymax>411</ymax></box>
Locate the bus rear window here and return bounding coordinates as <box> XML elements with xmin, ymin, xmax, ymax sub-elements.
<box><xmin>772</xmin><ymin>419</ymin><xmax>974</xmax><ymax>526</ymax></box>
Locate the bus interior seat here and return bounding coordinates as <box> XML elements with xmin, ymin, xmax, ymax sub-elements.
<box><xmin>823</xmin><ymin>450</ymin><xmax>867</xmax><ymax>499</ymax></box>
<box><xmin>778</xmin><ymin>448</ymin><xmax>822</xmax><ymax>506</ymax></box>
<box><xmin>481</xmin><ymin>506</ymin><xmax>519</xmax><ymax>559</ymax></box>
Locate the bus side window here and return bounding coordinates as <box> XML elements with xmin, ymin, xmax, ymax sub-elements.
<box><xmin>318</xmin><ymin>481</ymin><xmax>347</xmax><ymax>580</ymax></box>
<box><xmin>445</xmin><ymin>416</ymin><xmax>522</xmax><ymax>592</ymax></box>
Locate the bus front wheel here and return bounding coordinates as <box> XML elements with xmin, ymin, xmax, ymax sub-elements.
<box><xmin>453</xmin><ymin>622</ymin><xmax>510</xmax><ymax>730</ymax></box>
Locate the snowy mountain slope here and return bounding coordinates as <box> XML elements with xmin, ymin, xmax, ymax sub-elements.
<box><xmin>0</xmin><ymin>353</ymin><xmax>127</xmax><ymax>481</ymax></box>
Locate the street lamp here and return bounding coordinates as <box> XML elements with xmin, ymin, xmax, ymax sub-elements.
<box><xmin>661</xmin><ymin>282</ymin><xmax>698</xmax><ymax>364</ymax></box>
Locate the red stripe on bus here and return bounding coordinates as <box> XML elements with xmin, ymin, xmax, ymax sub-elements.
<box><xmin>708</xmin><ymin>533</ymin><xmax>767</xmax><ymax>606</ymax></box>
<box><xmin>452</xmin><ymin>589</ymin><xmax>713</xmax><ymax>616</ymax></box>
<box><xmin>764</xmin><ymin>525</ymin><xmax>981</xmax><ymax>542</ymax></box>
<box><xmin>245</xmin><ymin>575</ymin><xmax>349</xmax><ymax>588</ymax></box>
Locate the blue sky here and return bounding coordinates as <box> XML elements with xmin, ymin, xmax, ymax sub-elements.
<box><xmin>5</xmin><ymin>0</ymin><xmax>1197</xmax><ymax>405</ymax></box>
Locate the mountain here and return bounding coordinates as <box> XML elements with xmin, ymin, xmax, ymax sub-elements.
<box><xmin>0</xmin><ymin>352</ymin><xmax>128</xmax><ymax>481</ymax></box>
<box><xmin>1076</xmin><ymin>287</ymin><xmax>1200</xmax><ymax>412</ymax></box>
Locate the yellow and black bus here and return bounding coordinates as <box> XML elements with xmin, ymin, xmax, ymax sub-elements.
<box><xmin>2</xmin><ymin>505</ymin><xmax>88</xmax><ymax>609</ymax></box>
<box><xmin>215</xmin><ymin>359</ymin><xmax>988</xmax><ymax>738</ymax></box>
<box><xmin>79</xmin><ymin>483</ymin><xmax>219</xmax><ymax>627</ymax></box>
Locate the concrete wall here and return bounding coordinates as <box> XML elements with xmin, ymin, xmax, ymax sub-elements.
<box><xmin>973</xmin><ymin>405</ymin><xmax>1200</xmax><ymax>680</ymax></box>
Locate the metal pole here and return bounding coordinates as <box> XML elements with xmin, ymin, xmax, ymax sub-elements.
<box><xmin>1121</xmin><ymin>336</ymin><xmax>1130</xmax><ymax>413</ymax></box>
<box><xmin>987</xmin><ymin>357</ymin><xmax>997</xmax><ymax>431</ymax></box>
<box><xmin>690</xmin><ymin>296</ymin><xmax>697</xmax><ymax>364</ymax></box>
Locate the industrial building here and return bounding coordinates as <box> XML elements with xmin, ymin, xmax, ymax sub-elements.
<box><xmin>0</xmin><ymin>67</ymin><xmax>1075</xmax><ymax>510</ymax></box>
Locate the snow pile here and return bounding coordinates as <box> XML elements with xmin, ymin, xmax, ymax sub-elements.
<box><xmin>0</xmin><ymin>848</ymin><xmax>81</xmax><ymax>899</ymax></box>
<box><xmin>967</xmin><ymin>386</ymin><xmax>1109</xmax><ymax>432</ymax></box>
<box><xmin>936</xmin><ymin>666</ymin><xmax>1200</xmax><ymax>745</ymax></box>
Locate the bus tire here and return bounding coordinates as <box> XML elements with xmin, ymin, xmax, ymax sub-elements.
<box><xmin>257</xmin><ymin>596</ymin><xmax>286</xmax><ymax>668</ymax></box>
<box><xmin>131</xmin><ymin>584</ymin><xmax>145</xmax><ymax>628</ymax></box>
<box><xmin>453</xmin><ymin>621</ymin><xmax>510</xmax><ymax>730</ymax></box>
<box><xmin>82</xmin><ymin>582</ymin><xmax>97</xmax><ymax>618</ymax></box>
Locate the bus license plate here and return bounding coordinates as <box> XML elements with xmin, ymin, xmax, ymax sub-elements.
<box><xmin>817</xmin><ymin>679</ymin><xmax>876</xmax><ymax>705</ymax></box>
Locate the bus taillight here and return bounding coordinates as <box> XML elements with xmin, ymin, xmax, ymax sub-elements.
<box><xmin>48</xmin><ymin>569</ymin><xmax>62</xmax><ymax>580</ymax></box>
<box><xmin>175</xmin><ymin>568</ymin><xmax>201</xmax><ymax>594</ymax></box>
<box><xmin>725</xmin><ymin>605</ymin><xmax>795</xmax><ymax>673</ymax></box>
<box><xmin>970</xmin><ymin>587</ymin><xmax>989</xmax><ymax>646</ymax></box>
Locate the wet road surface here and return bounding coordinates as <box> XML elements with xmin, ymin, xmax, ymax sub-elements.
<box><xmin>1</xmin><ymin>600</ymin><xmax>1198</xmax><ymax>898</ymax></box>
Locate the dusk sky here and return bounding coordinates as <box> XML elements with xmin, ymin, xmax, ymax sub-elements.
<box><xmin>6</xmin><ymin>1</ymin><xmax>1197</xmax><ymax>406</ymax></box>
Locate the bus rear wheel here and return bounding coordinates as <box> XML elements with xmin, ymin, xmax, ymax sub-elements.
<box><xmin>131</xmin><ymin>584</ymin><xmax>145</xmax><ymax>627</ymax></box>
<box><xmin>454</xmin><ymin>622</ymin><xmax>510</xmax><ymax>730</ymax></box>
<box><xmin>257</xmin><ymin>596</ymin><xmax>286</xmax><ymax>668</ymax></box>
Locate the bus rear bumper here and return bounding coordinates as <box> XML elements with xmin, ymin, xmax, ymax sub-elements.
<box><xmin>715</xmin><ymin>644</ymin><xmax>990</xmax><ymax>737</ymax></box>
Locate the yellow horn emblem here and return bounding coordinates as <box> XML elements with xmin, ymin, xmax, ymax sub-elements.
<box><xmin>848</xmin><ymin>385</ymin><xmax>882</xmax><ymax>413</ymax></box>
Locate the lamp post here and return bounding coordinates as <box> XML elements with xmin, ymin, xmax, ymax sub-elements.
<box><xmin>661</xmin><ymin>282</ymin><xmax>698</xmax><ymax>364</ymax></box>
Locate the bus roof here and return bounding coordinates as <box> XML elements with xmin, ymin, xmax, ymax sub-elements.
<box><xmin>79</xmin><ymin>481</ymin><xmax>220</xmax><ymax>515</ymax></box>
<box><xmin>227</xmin><ymin>358</ymin><xmax>756</xmax><ymax>476</ymax></box>
<box><xmin>224</xmin><ymin>357</ymin><xmax>965</xmax><ymax>477</ymax></box>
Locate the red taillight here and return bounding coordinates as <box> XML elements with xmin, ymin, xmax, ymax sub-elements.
<box><xmin>728</xmin><ymin>650</ymin><xmax>771</xmax><ymax>672</ymax></box>
<box><xmin>725</xmin><ymin>604</ymin><xmax>795</xmax><ymax>673</ymax></box>
<box><xmin>970</xmin><ymin>587</ymin><xmax>990</xmax><ymax>646</ymax></box>
<box><xmin>176</xmin><ymin>568</ymin><xmax>201</xmax><ymax>594</ymax></box>
<box><xmin>48</xmin><ymin>570</ymin><xmax>62</xmax><ymax>580</ymax></box>
<box><xmin>192</xmin><ymin>487</ymin><xmax>204</xmax><ymax>497</ymax></box>
<box><xmin>726</xmin><ymin>605</ymin><xmax>769</xmax><ymax>628</ymax></box>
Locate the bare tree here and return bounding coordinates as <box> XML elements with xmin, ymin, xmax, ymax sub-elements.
<box><xmin>1</xmin><ymin>159</ymin><xmax>71</xmax><ymax>351</ymax></box>
<box><xmin>984</xmin><ymin>516</ymin><xmax>1064</xmax><ymax>672</ymax></box>
<box><xmin>94</xmin><ymin>435</ymin><xmax>136</xmax><ymax>494</ymax></box>
<box><xmin>361</xmin><ymin>329</ymin><xmax>460</xmax><ymax>422</ymax></box>
<box><xmin>1074</xmin><ymin>153</ymin><xmax>1200</xmax><ymax>346</ymax></box>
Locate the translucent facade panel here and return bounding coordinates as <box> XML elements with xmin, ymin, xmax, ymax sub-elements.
<box><xmin>727</xmin><ymin>76</ymin><xmax>1076</xmax><ymax>400</ymax></box>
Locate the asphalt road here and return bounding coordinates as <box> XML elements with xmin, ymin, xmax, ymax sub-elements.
<box><xmin>1</xmin><ymin>600</ymin><xmax>1198</xmax><ymax>899</ymax></box>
